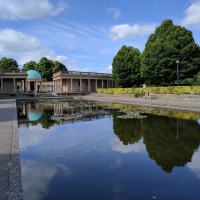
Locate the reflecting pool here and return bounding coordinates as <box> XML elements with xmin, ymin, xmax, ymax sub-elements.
<box><xmin>17</xmin><ymin>100</ymin><xmax>200</xmax><ymax>200</ymax></box>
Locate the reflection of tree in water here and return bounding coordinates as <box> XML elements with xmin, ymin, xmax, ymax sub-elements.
<box><xmin>31</xmin><ymin>109</ymin><xmax>58</xmax><ymax>129</ymax></box>
<box><xmin>112</xmin><ymin>110</ymin><xmax>143</xmax><ymax>145</ymax></box>
<box><xmin>113</xmin><ymin>112</ymin><xmax>200</xmax><ymax>173</ymax></box>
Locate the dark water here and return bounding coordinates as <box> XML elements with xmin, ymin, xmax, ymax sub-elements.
<box><xmin>17</xmin><ymin>100</ymin><xmax>200</xmax><ymax>200</ymax></box>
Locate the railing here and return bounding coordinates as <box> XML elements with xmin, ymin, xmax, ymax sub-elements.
<box><xmin>0</xmin><ymin>70</ymin><xmax>27</xmax><ymax>75</ymax></box>
<box><xmin>53</xmin><ymin>70</ymin><xmax>112</xmax><ymax>77</ymax></box>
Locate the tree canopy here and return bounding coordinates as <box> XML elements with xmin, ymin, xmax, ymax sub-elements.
<box><xmin>22</xmin><ymin>60</ymin><xmax>38</xmax><ymax>71</ymax></box>
<box><xmin>22</xmin><ymin>57</ymin><xmax>68</xmax><ymax>81</ymax></box>
<box><xmin>0</xmin><ymin>57</ymin><xmax>19</xmax><ymax>70</ymax></box>
<box><xmin>140</xmin><ymin>19</ymin><xmax>200</xmax><ymax>85</ymax></box>
<box><xmin>112</xmin><ymin>45</ymin><xmax>142</xmax><ymax>87</ymax></box>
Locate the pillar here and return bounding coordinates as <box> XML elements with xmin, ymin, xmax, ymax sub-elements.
<box><xmin>61</xmin><ymin>78</ymin><xmax>63</xmax><ymax>92</ymax></box>
<box><xmin>80</xmin><ymin>79</ymin><xmax>82</xmax><ymax>92</ymax></box>
<box><xmin>40</xmin><ymin>81</ymin><xmax>42</xmax><ymax>92</ymax></box>
<box><xmin>71</xmin><ymin>79</ymin><xmax>73</xmax><ymax>92</ymax></box>
<box><xmin>1</xmin><ymin>78</ymin><xmax>3</xmax><ymax>93</ymax></box>
<box><xmin>96</xmin><ymin>79</ymin><xmax>97</xmax><ymax>91</ymax></box>
<box><xmin>13</xmin><ymin>78</ymin><xmax>16</xmax><ymax>93</ymax></box>
<box><xmin>88</xmin><ymin>79</ymin><xmax>90</xmax><ymax>92</ymax></box>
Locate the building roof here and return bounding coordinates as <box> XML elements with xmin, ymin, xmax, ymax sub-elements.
<box><xmin>27</xmin><ymin>70</ymin><xmax>42</xmax><ymax>79</ymax></box>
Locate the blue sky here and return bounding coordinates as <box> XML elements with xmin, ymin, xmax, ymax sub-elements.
<box><xmin>0</xmin><ymin>0</ymin><xmax>200</xmax><ymax>73</ymax></box>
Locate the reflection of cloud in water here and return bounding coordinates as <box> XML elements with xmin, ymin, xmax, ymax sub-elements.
<box><xmin>19</xmin><ymin>124</ymin><xmax>57</xmax><ymax>150</ymax></box>
<box><xmin>113</xmin><ymin>184</ymin><xmax>123</xmax><ymax>192</ymax></box>
<box><xmin>110</xmin><ymin>157</ymin><xmax>122</xmax><ymax>170</ymax></box>
<box><xmin>110</xmin><ymin>138</ymin><xmax>146</xmax><ymax>153</ymax></box>
<box><xmin>187</xmin><ymin>148</ymin><xmax>200</xmax><ymax>179</ymax></box>
<box><xmin>22</xmin><ymin>160</ymin><xmax>71</xmax><ymax>200</ymax></box>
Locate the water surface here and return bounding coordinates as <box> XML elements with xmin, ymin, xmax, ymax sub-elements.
<box><xmin>17</xmin><ymin>100</ymin><xmax>200</xmax><ymax>200</ymax></box>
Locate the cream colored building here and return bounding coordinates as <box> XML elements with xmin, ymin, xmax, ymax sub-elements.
<box><xmin>0</xmin><ymin>70</ymin><xmax>113</xmax><ymax>94</ymax></box>
<box><xmin>52</xmin><ymin>71</ymin><xmax>113</xmax><ymax>92</ymax></box>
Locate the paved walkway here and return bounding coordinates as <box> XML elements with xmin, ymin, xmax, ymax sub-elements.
<box><xmin>78</xmin><ymin>93</ymin><xmax>200</xmax><ymax>113</ymax></box>
<box><xmin>0</xmin><ymin>100</ymin><xmax>23</xmax><ymax>200</ymax></box>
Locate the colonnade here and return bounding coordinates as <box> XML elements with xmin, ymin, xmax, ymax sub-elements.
<box><xmin>53</xmin><ymin>78</ymin><xmax>114</xmax><ymax>92</ymax></box>
<box><xmin>0</xmin><ymin>78</ymin><xmax>28</xmax><ymax>93</ymax></box>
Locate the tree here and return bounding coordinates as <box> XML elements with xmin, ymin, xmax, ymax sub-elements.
<box><xmin>22</xmin><ymin>60</ymin><xmax>38</xmax><ymax>71</ymax></box>
<box><xmin>36</xmin><ymin>57</ymin><xmax>68</xmax><ymax>81</ymax></box>
<box><xmin>52</xmin><ymin>60</ymin><xmax>68</xmax><ymax>73</ymax></box>
<box><xmin>141</xmin><ymin>19</ymin><xmax>200</xmax><ymax>85</ymax></box>
<box><xmin>0</xmin><ymin>57</ymin><xmax>19</xmax><ymax>70</ymax></box>
<box><xmin>112</xmin><ymin>45</ymin><xmax>142</xmax><ymax>87</ymax></box>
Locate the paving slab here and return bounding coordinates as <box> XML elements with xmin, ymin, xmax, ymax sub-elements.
<box><xmin>78</xmin><ymin>93</ymin><xmax>200</xmax><ymax>113</ymax></box>
<box><xmin>0</xmin><ymin>100</ymin><xmax>23</xmax><ymax>200</ymax></box>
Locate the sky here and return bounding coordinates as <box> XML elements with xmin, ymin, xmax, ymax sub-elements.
<box><xmin>0</xmin><ymin>0</ymin><xmax>200</xmax><ymax>73</ymax></box>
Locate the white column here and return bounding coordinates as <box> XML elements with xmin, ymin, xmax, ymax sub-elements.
<box><xmin>71</xmin><ymin>79</ymin><xmax>73</xmax><ymax>92</ymax></box>
<box><xmin>88</xmin><ymin>79</ymin><xmax>90</xmax><ymax>91</ymax></box>
<box><xmin>61</xmin><ymin>78</ymin><xmax>63</xmax><ymax>92</ymax></box>
<box><xmin>35</xmin><ymin>81</ymin><xmax>37</xmax><ymax>93</ymax></box>
<box><xmin>13</xmin><ymin>78</ymin><xmax>16</xmax><ymax>93</ymax></box>
<box><xmin>80</xmin><ymin>79</ymin><xmax>82</xmax><ymax>92</ymax></box>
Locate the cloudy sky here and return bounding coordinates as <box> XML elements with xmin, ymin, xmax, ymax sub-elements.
<box><xmin>0</xmin><ymin>0</ymin><xmax>200</xmax><ymax>73</ymax></box>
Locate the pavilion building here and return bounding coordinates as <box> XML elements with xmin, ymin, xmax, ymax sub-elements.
<box><xmin>0</xmin><ymin>70</ymin><xmax>113</xmax><ymax>94</ymax></box>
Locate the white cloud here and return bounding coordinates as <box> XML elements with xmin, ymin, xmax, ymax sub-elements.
<box><xmin>0</xmin><ymin>28</ymin><xmax>79</xmax><ymax>68</ymax></box>
<box><xmin>0</xmin><ymin>0</ymin><xmax>67</xmax><ymax>20</ymax></box>
<box><xmin>182</xmin><ymin>1</ymin><xmax>200</xmax><ymax>27</ymax></box>
<box><xmin>101</xmin><ymin>65</ymin><xmax>112</xmax><ymax>74</ymax></box>
<box><xmin>187</xmin><ymin>148</ymin><xmax>200</xmax><ymax>179</ymax></box>
<box><xmin>0</xmin><ymin>28</ymin><xmax>54</xmax><ymax>63</ymax></box>
<box><xmin>110</xmin><ymin>138</ymin><xmax>146</xmax><ymax>154</ymax></box>
<box><xmin>22</xmin><ymin>160</ymin><xmax>71</xmax><ymax>200</ymax></box>
<box><xmin>107</xmin><ymin>7</ymin><xmax>121</xmax><ymax>20</ymax></box>
<box><xmin>109</xmin><ymin>23</ymin><xmax>156</xmax><ymax>41</ymax></box>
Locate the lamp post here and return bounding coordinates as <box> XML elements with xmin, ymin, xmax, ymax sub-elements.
<box><xmin>176</xmin><ymin>60</ymin><xmax>179</xmax><ymax>86</ymax></box>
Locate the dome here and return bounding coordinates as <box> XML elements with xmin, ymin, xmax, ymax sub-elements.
<box><xmin>28</xmin><ymin>112</ymin><xmax>42</xmax><ymax>121</ymax></box>
<box><xmin>27</xmin><ymin>70</ymin><xmax>41</xmax><ymax>79</ymax></box>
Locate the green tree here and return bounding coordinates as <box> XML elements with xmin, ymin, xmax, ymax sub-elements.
<box><xmin>22</xmin><ymin>60</ymin><xmax>38</xmax><ymax>71</ymax></box>
<box><xmin>52</xmin><ymin>60</ymin><xmax>68</xmax><ymax>73</ymax></box>
<box><xmin>141</xmin><ymin>19</ymin><xmax>200</xmax><ymax>85</ymax></box>
<box><xmin>112</xmin><ymin>45</ymin><xmax>142</xmax><ymax>87</ymax></box>
<box><xmin>0</xmin><ymin>57</ymin><xmax>19</xmax><ymax>70</ymax></box>
<box><xmin>36</xmin><ymin>57</ymin><xmax>68</xmax><ymax>81</ymax></box>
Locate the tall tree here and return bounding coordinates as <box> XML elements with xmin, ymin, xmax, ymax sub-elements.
<box><xmin>36</xmin><ymin>57</ymin><xmax>54</xmax><ymax>81</ymax></box>
<box><xmin>112</xmin><ymin>45</ymin><xmax>142</xmax><ymax>87</ymax></box>
<box><xmin>0</xmin><ymin>57</ymin><xmax>19</xmax><ymax>70</ymax></box>
<box><xmin>22</xmin><ymin>60</ymin><xmax>38</xmax><ymax>71</ymax></box>
<box><xmin>52</xmin><ymin>60</ymin><xmax>68</xmax><ymax>73</ymax></box>
<box><xmin>141</xmin><ymin>19</ymin><xmax>200</xmax><ymax>85</ymax></box>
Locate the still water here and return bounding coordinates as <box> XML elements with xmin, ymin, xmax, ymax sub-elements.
<box><xmin>17</xmin><ymin>100</ymin><xmax>200</xmax><ymax>200</ymax></box>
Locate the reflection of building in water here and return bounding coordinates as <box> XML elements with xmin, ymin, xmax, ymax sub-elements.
<box><xmin>17</xmin><ymin>101</ymin><xmax>43</xmax><ymax>127</ymax></box>
<box><xmin>53</xmin><ymin>101</ymin><xmax>98</xmax><ymax>115</ymax></box>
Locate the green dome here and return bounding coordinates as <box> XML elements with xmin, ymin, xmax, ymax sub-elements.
<box><xmin>27</xmin><ymin>70</ymin><xmax>41</xmax><ymax>79</ymax></box>
<box><xmin>28</xmin><ymin>112</ymin><xmax>42</xmax><ymax>121</ymax></box>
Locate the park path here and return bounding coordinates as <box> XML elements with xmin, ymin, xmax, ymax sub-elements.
<box><xmin>77</xmin><ymin>93</ymin><xmax>200</xmax><ymax>113</ymax></box>
<box><xmin>0</xmin><ymin>100</ymin><xmax>23</xmax><ymax>200</ymax></box>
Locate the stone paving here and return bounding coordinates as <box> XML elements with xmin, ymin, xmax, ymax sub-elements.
<box><xmin>0</xmin><ymin>100</ymin><xmax>23</xmax><ymax>200</ymax></box>
<box><xmin>78</xmin><ymin>93</ymin><xmax>200</xmax><ymax>113</ymax></box>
